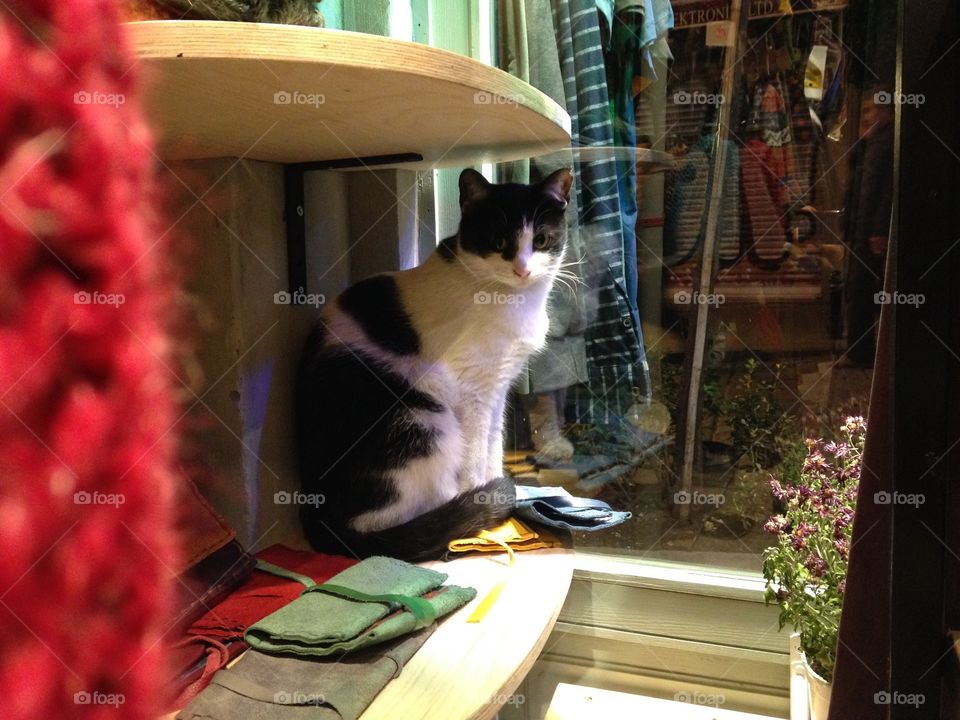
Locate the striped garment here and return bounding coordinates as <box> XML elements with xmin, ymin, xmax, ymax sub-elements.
<box><xmin>552</xmin><ymin>0</ymin><xmax>648</xmax><ymax>422</ymax></box>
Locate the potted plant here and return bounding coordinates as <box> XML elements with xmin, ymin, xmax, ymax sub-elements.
<box><xmin>762</xmin><ymin>416</ymin><xmax>865</xmax><ymax>720</ymax></box>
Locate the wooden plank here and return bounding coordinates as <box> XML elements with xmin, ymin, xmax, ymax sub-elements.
<box><xmin>127</xmin><ymin>21</ymin><xmax>571</xmax><ymax>166</ymax></box>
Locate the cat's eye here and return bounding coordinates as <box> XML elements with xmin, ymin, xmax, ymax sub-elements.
<box><xmin>494</xmin><ymin>237</ymin><xmax>507</xmax><ymax>251</ymax></box>
<box><xmin>533</xmin><ymin>234</ymin><xmax>549</xmax><ymax>250</ymax></box>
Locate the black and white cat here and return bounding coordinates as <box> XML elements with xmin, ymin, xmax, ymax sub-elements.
<box><xmin>296</xmin><ymin>168</ymin><xmax>573</xmax><ymax>561</ymax></box>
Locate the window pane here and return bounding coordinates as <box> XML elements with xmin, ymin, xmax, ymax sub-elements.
<box><xmin>497</xmin><ymin>0</ymin><xmax>892</xmax><ymax>572</ymax></box>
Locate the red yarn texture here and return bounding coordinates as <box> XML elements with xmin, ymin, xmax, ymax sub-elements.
<box><xmin>0</xmin><ymin>2</ymin><xmax>180</xmax><ymax>718</ymax></box>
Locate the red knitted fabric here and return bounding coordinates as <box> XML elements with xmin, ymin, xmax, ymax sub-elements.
<box><xmin>0</xmin><ymin>2</ymin><xmax>179</xmax><ymax>719</ymax></box>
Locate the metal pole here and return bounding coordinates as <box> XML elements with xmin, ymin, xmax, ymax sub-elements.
<box><xmin>675</xmin><ymin>0</ymin><xmax>746</xmax><ymax>519</ymax></box>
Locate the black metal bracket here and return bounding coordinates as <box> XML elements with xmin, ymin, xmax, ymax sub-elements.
<box><xmin>283</xmin><ymin>153</ymin><xmax>423</xmax><ymax>295</ymax></box>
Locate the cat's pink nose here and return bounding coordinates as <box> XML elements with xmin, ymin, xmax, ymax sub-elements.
<box><xmin>513</xmin><ymin>267</ymin><xmax>531</xmax><ymax>279</ymax></box>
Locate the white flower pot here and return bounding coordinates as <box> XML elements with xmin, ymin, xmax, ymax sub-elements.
<box><xmin>802</xmin><ymin>653</ymin><xmax>833</xmax><ymax>720</ymax></box>
<box><xmin>789</xmin><ymin>633</ymin><xmax>833</xmax><ymax>720</ymax></box>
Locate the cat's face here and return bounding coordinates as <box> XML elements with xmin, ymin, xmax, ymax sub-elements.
<box><xmin>455</xmin><ymin>168</ymin><xmax>573</xmax><ymax>289</ymax></box>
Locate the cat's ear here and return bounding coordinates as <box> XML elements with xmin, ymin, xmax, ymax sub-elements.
<box><xmin>541</xmin><ymin>168</ymin><xmax>573</xmax><ymax>208</ymax></box>
<box><xmin>459</xmin><ymin>168</ymin><xmax>490</xmax><ymax>208</ymax></box>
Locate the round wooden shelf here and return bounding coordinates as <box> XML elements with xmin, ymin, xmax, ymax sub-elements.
<box><xmin>127</xmin><ymin>21</ymin><xmax>572</xmax><ymax>167</ymax></box>
<box><xmin>160</xmin><ymin>548</ymin><xmax>573</xmax><ymax>720</ymax></box>
<box><xmin>361</xmin><ymin>548</ymin><xmax>574</xmax><ymax>720</ymax></box>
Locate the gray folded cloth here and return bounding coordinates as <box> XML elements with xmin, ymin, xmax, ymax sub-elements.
<box><xmin>514</xmin><ymin>485</ymin><xmax>632</xmax><ymax>532</ymax></box>
<box><xmin>176</xmin><ymin>626</ymin><xmax>434</xmax><ymax>720</ymax></box>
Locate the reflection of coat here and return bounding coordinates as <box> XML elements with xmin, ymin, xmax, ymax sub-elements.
<box><xmin>740</xmin><ymin>80</ymin><xmax>795</xmax><ymax>266</ymax></box>
<box><xmin>664</xmin><ymin>135</ymin><xmax>740</xmax><ymax>263</ymax></box>
<box><xmin>740</xmin><ymin>140</ymin><xmax>790</xmax><ymax>263</ymax></box>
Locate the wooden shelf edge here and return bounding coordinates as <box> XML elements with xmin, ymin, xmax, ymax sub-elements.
<box><xmin>126</xmin><ymin>21</ymin><xmax>572</xmax><ymax>166</ymax></box>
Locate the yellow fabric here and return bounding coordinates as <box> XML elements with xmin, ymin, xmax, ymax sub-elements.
<box><xmin>447</xmin><ymin>517</ymin><xmax>561</xmax><ymax>555</ymax></box>
<box><xmin>451</xmin><ymin>518</ymin><xmax>562</xmax><ymax>623</ymax></box>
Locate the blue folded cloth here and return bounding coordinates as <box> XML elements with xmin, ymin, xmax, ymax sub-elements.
<box><xmin>514</xmin><ymin>485</ymin><xmax>631</xmax><ymax>532</ymax></box>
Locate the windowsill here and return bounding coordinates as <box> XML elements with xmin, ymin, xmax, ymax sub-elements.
<box><xmin>571</xmin><ymin>548</ymin><xmax>769</xmax><ymax>603</ymax></box>
<box><xmin>522</xmin><ymin>549</ymin><xmax>791</xmax><ymax>718</ymax></box>
<box><xmin>545</xmin><ymin>683</ymin><xmax>785</xmax><ymax>719</ymax></box>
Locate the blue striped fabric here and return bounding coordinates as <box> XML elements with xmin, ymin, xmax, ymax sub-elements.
<box><xmin>552</xmin><ymin>0</ymin><xmax>646</xmax><ymax>420</ymax></box>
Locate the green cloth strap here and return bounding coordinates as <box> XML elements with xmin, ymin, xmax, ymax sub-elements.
<box><xmin>254</xmin><ymin>558</ymin><xmax>437</xmax><ymax>629</ymax></box>
<box><xmin>254</xmin><ymin>558</ymin><xmax>317</xmax><ymax>589</ymax></box>
<box><xmin>304</xmin><ymin>582</ymin><xmax>437</xmax><ymax>630</ymax></box>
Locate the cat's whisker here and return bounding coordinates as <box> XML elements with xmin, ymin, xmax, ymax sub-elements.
<box><xmin>557</xmin><ymin>251</ymin><xmax>587</xmax><ymax>268</ymax></box>
<box><xmin>555</xmin><ymin>270</ymin><xmax>585</xmax><ymax>287</ymax></box>
<box><xmin>552</xmin><ymin>278</ymin><xmax>573</xmax><ymax>295</ymax></box>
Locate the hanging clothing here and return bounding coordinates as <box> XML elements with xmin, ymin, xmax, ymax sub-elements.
<box><xmin>499</xmin><ymin>0</ymin><xmax>590</xmax><ymax>394</ymax></box>
<box><xmin>664</xmin><ymin>135</ymin><xmax>741</xmax><ymax>264</ymax></box>
<box><xmin>556</xmin><ymin>0</ymin><xmax>649</xmax><ymax>419</ymax></box>
<box><xmin>740</xmin><ymin>79</ymin><xmax>795</xmax><ymax>268</ymax></box>
<box><xmin>498</xmin><ymin>0</ymin><xmax>653</xmax><ymax>419</ymax></box>
<box><xmin>604</xmin><ymin>0</ymin><xmax>674</xmax><ymax>319</ymax></box>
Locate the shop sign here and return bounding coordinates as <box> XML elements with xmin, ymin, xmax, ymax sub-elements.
<box><xmin>673</xmin><ymin>0</ymin><xmax>848</xmax><ymax>28</ymax></box>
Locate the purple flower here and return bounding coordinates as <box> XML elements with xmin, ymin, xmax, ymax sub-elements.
<box><xmin>791</xmin><ymin>524</ymin><xmax>815</xmax><ymax>550</ymax></box>
<box><xmin>763</xmin><ymin>417</ymin><xmax>866</xmax><ymax>631</ymax></box>
<box><xmin>764</xmin><ymin>516</ymin><xmax>789</xmax><ymax>534</ymax></box>
<box><xmin>805</xmin><ymin>553</ymin><xmax>827</xmax><ymax>577</ymax></box>
<box><xmin>834</xmin><ymin>508</ymin><xmax>854</xmax><ymax>531</ymax></box>
<box><xmin>804</xmin><ymin>453</ymin><xmax>829</xmax><ymax>472</ymax></box>
<box><xmin>844</xmin><ymin>416</ymin><xmax>865</xmax><ymax>433</ymax></box>
<box><xmin>834</xmin><ymin>538</ymin><xmax>850</xmax><ymax>558</ymax></box>
<box><xmin>770</xmin><ymin>478</ymin><xmax>787</xmax><ymax>501</ymax></box>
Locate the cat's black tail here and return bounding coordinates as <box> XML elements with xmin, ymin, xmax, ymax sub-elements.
<box><xmin>301</xmin><ymin>477</ymin><xmax>516</xmax><ymax>563</ymax></box>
